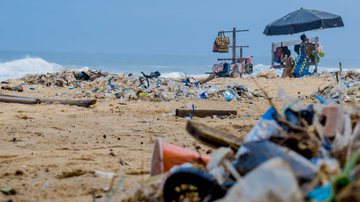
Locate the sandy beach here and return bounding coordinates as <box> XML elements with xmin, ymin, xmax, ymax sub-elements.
<box><xmin>1</xmin><ymin>0</ymin><xmax>359</xmax><ymax>201</ymax></box>
<box><xmin>0</xmin><ymin>74</ymin><xmax>338</xmax><ymax>202</ymax></box>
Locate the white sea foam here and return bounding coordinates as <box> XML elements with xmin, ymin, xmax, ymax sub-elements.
<box><xmin>160</xmin><ymin>72</ymin><xmax>188</xmax><ymax>79</ymax></box>
<box><xmin>248</xmin><ymin>64</ymin><xmax>360</xmax><ymax>78</ymax></box>
<box><xmin>0</xmin><ymin>57</ymin><xmax>359</xmax><ymax>81</ymax></box>
<box><xmin>0</xmin><ymin>57</ymin><xmax>63</xmax><ymax>81</ymax></box>
<box><xmin>160</xmin><ymin>72</ymin><xmax>209</xmax><ymax>79</ymax></box>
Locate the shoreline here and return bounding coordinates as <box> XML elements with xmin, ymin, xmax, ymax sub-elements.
<box><xmin>1</xmin><ymin>56</ymin><xmax>360</xmax><ymax>83</ymax></box>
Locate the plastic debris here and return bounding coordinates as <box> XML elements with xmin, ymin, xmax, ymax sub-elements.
<box><xmin>10</xmin><ymin>69</ymin><xmax>265</xmax><ymax>102</ymax></box>
<box><xmin>234</xmin><ymin>140</ymin><xmax>318</xmax><ymax>182</ymax></box>
<box><xmin>163</xmin><ymin>166</ymin><xmax>226</xmax><ymax>202</ymax></box>
<box><xmin>95</xmin><ymin>170</ymin><xmax>115</xmax><ymax>179</ymax></box>
<box><xmin>115</xmin><ymin>84</ymin><xmax>360</xmax><ymax>202</ymax></box>
<box><xmin>219</xmin><ymin>158</ymin><xmax>303</xmax><ymax>202</ymax></box>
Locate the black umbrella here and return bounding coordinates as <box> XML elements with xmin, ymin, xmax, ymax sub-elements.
<box><xmin>263</xmin><ymin>8</ymin><xmax>344</xmax><ymax>36</ymax></box>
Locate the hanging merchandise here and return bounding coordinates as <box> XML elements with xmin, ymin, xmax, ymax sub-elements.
<box><xmin>213</xmin><ymin>32</ymin><xmax>230</xmax><ymax>53</ymax></box>
<box><xmin>213</xmin><ymin>41</ymin><xmax>220</xmax><ymax>53</ymax></box>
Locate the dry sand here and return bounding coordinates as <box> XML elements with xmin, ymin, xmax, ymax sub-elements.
<box><xmin>0</xmin><ymin>76</ymin><xmax>337</xmax><ymax>201</ymax></box>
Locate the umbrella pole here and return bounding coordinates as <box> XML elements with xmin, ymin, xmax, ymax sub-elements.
<box><xmin>315</xmin><ymin>36</ymin><xmax>319</xmax><ymax>73</ymax></box>
<box><xmin>271</xmin><ymin>43</ymin><xmax>275</xmax><ymax>68</ymax></box>
<box><xmin>232</xmin><ymin>27</ymin><xmax>236</xmax><ymax>63</ymax></box>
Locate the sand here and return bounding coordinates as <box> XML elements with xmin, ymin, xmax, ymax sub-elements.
<box><xmin>0</xmin><ymin>76</ymin><xmax>336</xmax><ymax>201</ymax></box>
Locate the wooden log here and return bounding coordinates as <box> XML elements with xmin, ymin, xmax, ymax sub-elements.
<box><xmin>0</xmin><ymin>94</ymin><xmax>96</xmax><ymax>107</ymax></box>
<box><xmin>39</xmin><ymin>98</ymin><xmax>96</xmax><ymax>107</ymax></box>
<box><xmin>186</xmin><ymin>120</ymin><xmax>241</xmax><ymax>150</ymax></box>
<box><xmin>0</xmin><ymin>95</ymin><xmax>40</xmax><ymax>104</ymax></box>
<box><xmin>1</xmin><ymin>85</ymin><xmax>24</xmax><ymax>92</ymax></box>
<box><xmin>176</xmin><ymin>108</ymin><xmax>237</xmax><ymax>118</ymax></box>
<box><xmin>198</xmin><ymin>74</ymin><xmax>216</xmax><ymax>84</ymax></box>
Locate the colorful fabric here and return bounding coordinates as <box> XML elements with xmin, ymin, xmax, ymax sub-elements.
<box><xmin>218</xmin><ymin>63</ymin><xmax>230</xmax><ymax>77</ymax></box>
<box><xmin>292</xmin><ymin>44</ymin><xmax>312</xmax><ymax>78</ymax></box>
<box><xmin>212</xmin><ymin>63</ymin><xmax>225</xmax><ymax>73</ymax></box>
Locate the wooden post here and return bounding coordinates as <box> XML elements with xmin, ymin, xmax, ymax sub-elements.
<box><xmin>335</xmin><ymin>72</ymin><xmax>339</xmax><ymax>84</ymax></box>
<box><xmin>232</xmin><ymin>27</ymin><xmax>236</xmax><ymax>63</ymax></box>
<box><xmin>240</xmin><ymin>47</ymin><xmax>244</xmax><ymax>78</ymax></box>
<box><xmin>175</xmin><ymin>109</ymin><xmax>237</xmax><ymax>118</ymax></box>
<box><xmin>271</xmin><ymin>43</ymin><xmax>275</xmax><ymax>68</ymax></box>
<box><xmin>314</xmin><ymin>36</ymin><xmax>319</xmax><ymax>73</ymax></box>
<box><xmin>216</xmin><ymin>29</ymin><xmax>249</xmax><ymax>65</ymax></box>
<box><xmin>339</xmin><ymin>62</ymin><xmax>343</xmax><ymax>73</ymax></box>
<box><xmin>240</xmin><ymin>47</ymin><xmax>243</xmax><ymax>60</ymax></box>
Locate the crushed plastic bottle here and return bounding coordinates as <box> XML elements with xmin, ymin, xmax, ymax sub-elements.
<box><xmin>223</xmin><ymin>91</ymin><xmax>234</xmax><ymax>101</ymax></box>
<box><xmin>223</xmin><ymin>86</ymin><xmax>238</xmax><ymax>101</ymax></box>
<box><xmin>199</xmin><ymin>91</ymin><xmax>208</xmax><ymax>99</ymax></box>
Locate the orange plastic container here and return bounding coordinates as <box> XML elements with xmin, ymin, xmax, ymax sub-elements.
<box><xmin>150</xmin><ymin>138</ymin><xmax>210</xmax><ymax>176</ymax></box>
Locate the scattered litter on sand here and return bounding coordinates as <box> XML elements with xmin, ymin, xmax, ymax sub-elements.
<box><xmin>120</xmin><ymin>87</ymin><xmax>360</xmax><ymax>202</ymax></box>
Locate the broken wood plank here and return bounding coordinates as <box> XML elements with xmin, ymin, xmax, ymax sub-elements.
<box><xmin>126</xmin><ymin>170</ymin><xmax>150</xmax><ymax>175</ymax></box>
<box><xmin>0</xmin><ymin>94</ymin><xmax>96</xmax><ymax>107</ymax></box>
<box><xmin>186</xmin><ymin>120</ymin><xmax>241</xmax><ymax>150</ymax></box>
<box><xmin>176</xmin><ymin>108</ymin><xmax>237</xmax><ymax>118</ymax></box>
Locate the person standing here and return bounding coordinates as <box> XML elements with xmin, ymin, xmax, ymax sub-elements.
<box><xmin>291</xmin><ymin>34</ymin><xmax>312</xmax><ymax>78</ymax></box>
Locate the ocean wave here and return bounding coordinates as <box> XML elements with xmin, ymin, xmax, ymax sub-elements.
<box><xmin>0</xmin><ymin>57</ymin><xmax>63</xmax><ymax>81</ymax></box>
<box><xmin>1</xmin><ymin>57</ymin><xmax>359</xmax><ymax>81</ymax></box>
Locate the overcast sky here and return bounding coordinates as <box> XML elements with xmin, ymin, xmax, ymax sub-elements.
<box><xmin>0</xmin><ymin>0</ymin><xmax>358</xmax><ymax>61</ymax></box>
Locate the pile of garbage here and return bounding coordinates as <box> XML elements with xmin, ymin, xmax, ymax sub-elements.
<box><xmin>123</xmin><ymin>93</ymin><xmax>360</xmax><ymax>202</ymax></box>
<box><xmin>18</xmin><ymin>70</ymin><xmax>263</xmax><ymax>102</ymax></box>
<box><xmin>318</xmin><ymin>70</ymin><xmax>360</xmax><ymax>103</ymax></box>
<box><xmin>21</xmin><ymin>69</ymin><xmax>108</xmax><ymax>87</ymax></box>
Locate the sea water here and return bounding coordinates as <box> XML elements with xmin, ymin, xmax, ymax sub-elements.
<box><xmin>0</xmin><ymin>51</ymin><xmax>359</xmax><ymax>81</ymax></box>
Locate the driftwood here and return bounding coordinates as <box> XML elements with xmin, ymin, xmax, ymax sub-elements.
<box><xmin>176</xmin><ymin>109</ymin><xmax>237</xmax><ymax>118</ymax></box>
<box><xmin>0</xmin><ymin>95</ymin><xmax>40</xmax><ymax>105</ymax></box>
<box><xmin>0</xmin><ymin>94</ymin><xmax>96</xmax><ymax>107</ymax></box>
<box><xmin>39</xmin><ymin>98</ymin><xmax>96</xmax><ymax>107</ymax></box>
<box><xmin>1</xmin><ymin>85</ymin><xmax>24</xmax><ymax>92</ymax></box>
<box><xmin>198</xmin><ymin>74</ymin><xmax>216</xmax><ymax>84</ymax></box>
<box><xmin>186</xmin><ymin>120</ymin><xmax>241</xmax><ymax>150</ymax></box>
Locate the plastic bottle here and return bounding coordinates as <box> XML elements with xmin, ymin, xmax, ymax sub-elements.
<box><xmin>337</xmin><ymin>72</ymin><xmax>348</xmax><ymax>100</ymax></box>
<box><xmin>199</xmin><ymin>91</ymin><xmax>208</xmax><ymax>99</ymax></box>
<box><xmin>223</xmin><ymin>86</ymin><xmax>238</xmax><ymax>101</ymax></box>
<box><xmin>223</xmin><ymin>91</ymin><xmax>234</xmax><ymax>101</ymax></box>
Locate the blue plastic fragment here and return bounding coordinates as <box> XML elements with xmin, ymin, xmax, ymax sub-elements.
<box><xmin>186</xmin><ymin>104</ymin><xmax>196</xmax><ymax>119</ymax></box>
<box><xmin>92</xmin><ymin>87</ymin><xmax>99</xmax><ymax>93</ymax></box>
<box><xmin>223</xmin><ymin>91</ymin><xmax>233</xmax><ymax>101</ymax></box>
<box><xmin>322</xmin><ymin>138</ymin><xmax>333</xmax><ymax>151</ymax></box>
<box><xmin>314</xmin><ymin>94</ymin><xmax>328</xmax><ymax>104</ymax></box>
<box><xmin>199</xmin><ymin>91</ymin><xmax>208</xmax><ymax>99</ymax></box>
<box><xmin>306</xmin><ymin>184</ymin><xmax>332</xmax><ymax>202</ymax></box>
<box><xmin>261</xmin><ymin>107</ymin><xmax>277</xmax><ymax>120</ymax></box>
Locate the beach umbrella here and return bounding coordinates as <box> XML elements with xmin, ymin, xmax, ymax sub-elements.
<box><xmin>263</xmin><ymin>8</ymin><xmax>344</xmax><ymax>36</ymax></box>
